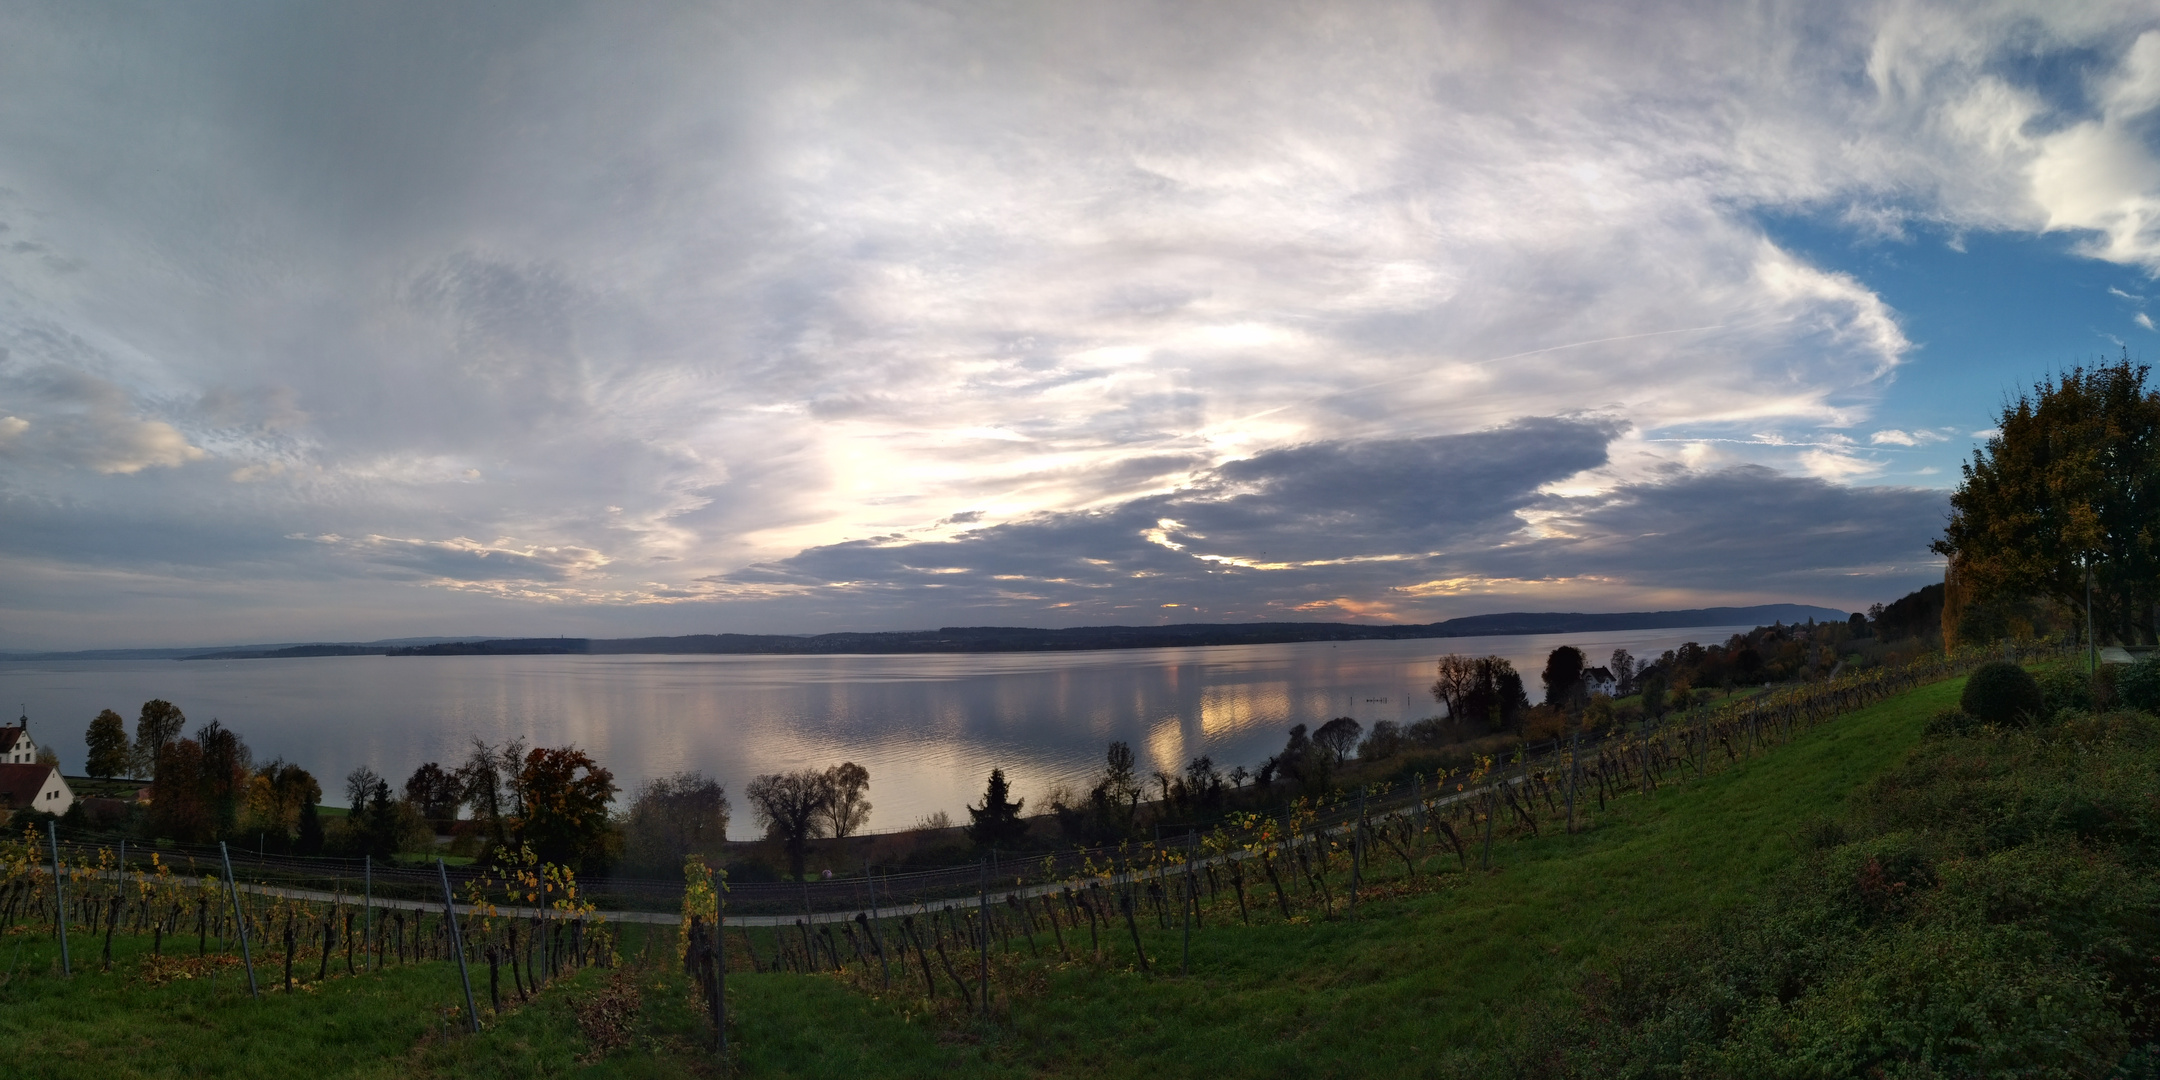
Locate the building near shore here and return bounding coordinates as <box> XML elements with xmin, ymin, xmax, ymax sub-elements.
<box><xmin>0</xmin><ymin>763</ymin><xmax>75</xmax><ymax>816</ymax></box>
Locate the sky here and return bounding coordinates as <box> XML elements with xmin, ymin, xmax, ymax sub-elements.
<box><xmin>4</xmin><ymin>1</ymin><xmax>2160</xmax><ymax>651</ymax></box>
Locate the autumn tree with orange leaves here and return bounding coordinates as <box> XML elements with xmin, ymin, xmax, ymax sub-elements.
<box><xmin>512</xmin><ymin>745</ymin><xmax>620</xmax><ymax>871</ymax></box>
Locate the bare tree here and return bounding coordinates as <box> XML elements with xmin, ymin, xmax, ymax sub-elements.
<box><xmin>345</xmin><ymin>765</ymin><xmax>384</xmax><ymax>814</ymax></box>
<box><xmin>820</xmin><ymin>762</ymin><xmax>871</xmax><ymax>838</ymax></box>
<box><xmin>1431</xmin><ymin>655</ymin><xmax>1480</xmax><ymax>724</ymax></box>
<box><xmin>745</xmin><ymin>769</ymin><xmax>832</xmax><ymax>881</ymax></box>
<box><xmin>455</xmin><ymin>737</ymin><xmax>509</xmax><ymax>844</ymax></box>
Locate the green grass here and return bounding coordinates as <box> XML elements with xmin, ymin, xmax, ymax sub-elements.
<box><xmin>2</xmin><ymin>676</ymin><xmax>1965</xmax><ymax>1078</ymax></box>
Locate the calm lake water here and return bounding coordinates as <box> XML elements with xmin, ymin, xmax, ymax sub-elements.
<box><xmin>3</xmin><ymin>626</ymin><xmax>1749</xmax><ymax>837</ymax></box>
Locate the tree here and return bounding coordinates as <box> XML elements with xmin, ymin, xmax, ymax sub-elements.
<box><xmin>150</xmin><ymin>737</ymin><xmax>212</xmax><ymax>843</ymax></box>
<box><xmin>966</xmin><ymin>768</ymin><xmax>1029</xmax><ymax>848</ymax></box>
<box><xmin>1075</xmin><ymin>741</ymin><xmax>1144</xmax><ymax>840</ymax></box>
<box><xmin>403</xmin><ymin>762</ymin><xmax>464</xmax><ymax>825</ymax></box>
<box><xmin>1313</xmin><ymin>717</ymin><xmax>1363</xmax><ymax>764</ymax></box>
<box><xmin>133</xmin><ymin>699</ymin><xmax>186</xmax><ymax>777</ymax></box>
<box><xmin>295</xmin><ymin>798</ymin><xmax>324</xmax><ymax>855</ymax></box>
<box><xmin>1359</xmin><ymin>719</ymin><xmax>1405</xmax><ymax>761</ymax></box>
<box><xmin>512</xmin><ymin>746</ymin><xmax>619</xmax><ymax>870</ymax></box>
<box><xmin>346</xmin><ymin>765</ymin><xmax>385</xmax><ymax>814</ymax></box>
<box><xmin>1431</xmin><ymin>655</ymin><xmax>1481</xmax><ymax>723</ymax></box>
<box><xmin>1183</xmin><ymin>755</ymin><xmax>1225</xmax><ymax>809</ymax></box>
<box><xmin>745</xmin><ymin>769</ymin><xmax>831</xmax><ymax>881</ymax></box>
<box><xmin>1638</xmin><ymin>668</ymin><xmax>1670</xmax><ymax>719</ymax></box>
<box><xmin>622</xmin><ymin>771</ymin><xmax>731</xmax><ymax>876</ymax></box>
<box><xmin>1608</xmin><ymin>649</ymin><xmax>1638</xmax><ymax>697</ymax></box>
<box><xmin>350</xmin><ymin>777</ymin><xmax>402</xmax><ymax>859</ymax></box>
<box><xmin>85</xmin><ymin>709</ymin><xmax>130</xmax><ymax>779</ymax></box>
<box><xmin>241</xmin><ymin>758</ymin><xmax>320</xmax><ymax>850</ymax></box>
<box><xmin>454</xmin><ymin>737</ymin><xmax>521</xmax><ymax>845</ymax></box>
<box><xmin>195</xmin><ymin>721</ymin><xmax>251</xmax><ymax>839</ymax></box>
<box><xmin>1542</xmin><ymin>646</ymin><xmax>1587</xmax><ymax>709</ymax></box>
<box><xmin>820</xmin><ymin>762</ymin><xmax>872</xmax><ymax>838</ymax></box>
<box><xmin>1452</xmin><ymin>657</ymin><xmax>1529</xmax><ymax>733</ymax></box>
<box><xmin>1935</xmin><ymin>359</ymin><xmax>2160</xmax><ymax>645</ymax></box>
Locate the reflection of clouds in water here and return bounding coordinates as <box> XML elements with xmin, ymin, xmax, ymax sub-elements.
<box><xmin>1</xmin><ymin>626</ymin><xmax>1761</xmax><ymax>838</ymax></box>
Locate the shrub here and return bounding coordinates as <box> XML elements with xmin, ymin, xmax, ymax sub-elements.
<box><xmin>1922</xmin><ymin>707</ymin><xmax>1978</xmax><ymax>737</ymax></box>
<box><xmin>2117</xmin><ymin>655</ymin><xmax>2160</xmax><ymax>713</ymax></box>
<box><xmin>2035</xmin><ymin>665</ymin><xmax>2094</xmax><ymax>715</ymax></box>
<box><xmin>1960</xmin><ymin>661</ymin><xmax>2044</xmax><ymax>727</ymax></box>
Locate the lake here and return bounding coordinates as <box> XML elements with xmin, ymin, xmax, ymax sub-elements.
<box><xmin>2</xmin><ymin>626</ymin><xmax>1750</xmax><ymax>837</ymax></box>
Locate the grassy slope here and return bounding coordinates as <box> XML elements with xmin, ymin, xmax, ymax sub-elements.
<box><xmin>0</xmin><ymin>676</ymin><xmax>1962</xmax><ymax>1079</ymax></box>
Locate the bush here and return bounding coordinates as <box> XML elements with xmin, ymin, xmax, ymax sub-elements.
<box><xmin>1518</xmin><ymin>705</ymin><xmax>2160</xmax><ymax>1078</ymax></box>
<box><xmin>2035</xmin><ymin>666</ymin><xmax>2095</xmax><ymax>716</ymax></box>
<box><xmin>1922</xmin><ymin>707</ymin><xmax>1979</xmax><ymax>737</ymax></box>
<box><xmin>1960</xmin><ymin>660</ymin><xmax>2044</xmax><ymax>727</ymax></box>
<box><xmin>2118</xmin><ymin>655</ymin><xmax>2160</xmax><ymax>712</ymax></box>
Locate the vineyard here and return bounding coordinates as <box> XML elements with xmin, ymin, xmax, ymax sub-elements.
<box><xmin>0</xmin><ymin>642</ymin><xmax>2062</xmax><ymax>1076</ymax></box>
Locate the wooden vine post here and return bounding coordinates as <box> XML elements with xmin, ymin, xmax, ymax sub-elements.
<box><xmin>977</xmin><ymin>859</ymin><xmax>992</xmax><ymax>1017</ymax></box>
<box><xmin>1566</xmin><ymin>731</ymin><xmax>1579</xmax><ymax>834</ymax></box>
<box><xmin>1181</xmin><ymin>830</ymin><xmax>1194</xmax><ymax>975</ymax></box>
<box><xmin>711</xmin><ymin>868</ymin><xmax>728</xmax><ymax>1059</ymax></box>
<box><xmin>436</xmin><ymin>859</ymin><xmax>479</xmax><ymax>1034</ymax></box>
<box><xmin>218</xmin><ymin>841</ymin><xmax>259</xmax><ymax>998</ymax></box>
<box><xmin>48</xmin><ymin>822</ymin><xmax>69</xmax><ymax>976</ymax></box>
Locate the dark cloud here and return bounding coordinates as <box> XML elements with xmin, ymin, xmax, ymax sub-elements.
<box><xmin>713</xmin><ymin>421</ymin><xmax>1943</xmax><ymax>624</ymax></box>
<box><xmin>1507</xmin><ymin>465</ymin><xmax>1948</xmax><ymax>588</ymax></box>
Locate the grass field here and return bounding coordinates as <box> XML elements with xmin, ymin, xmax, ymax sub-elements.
<box><xmin>1</xmin><ymin>676</ymin><xmax>1964</xmax><ymax>1079</ymax></box>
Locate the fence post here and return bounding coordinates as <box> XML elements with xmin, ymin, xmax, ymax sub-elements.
<box><xmin>218</xmin><ymin>841</ymin><xmax>259</xmax><ymax>999</ymax></box>
<box><xmin>865</xmin><ymin>860</ymin><xmax>889</xmax><ymax>988</ymax></box>
<box><xmin>1350</xmin><ymin>788</ymin><xmax>1365</xmax><ymax>917</ymax></box>
<box><xmin>47</xmin><ymin>821</ymin><xmax>69</xmax><ymax>976</ymax></box>
<box><xmin>711</xmin><ymin>868</ymin><xmax>728</xmax><ymax>1059</ymax></box>
<box><xmin>1566</xmin><ymin>731</ymin><xmax>1579</xmax><ymax>834</ymax></box>
<box><xmin>1181</xmin><ymin>830</ymin><xmax>1194</xmax><ymax>976</ymax></box>
<box><xmin>437</xmin><ymin>859</ymin><xmax>480</xmax><ymax>1034</ymax></box>
<box><xmin>363</xmin><ymin>855</ymin><xmax>372</xmax><ymax>972</ymax></box>
<box><xmin>977</xmin><ymin>860</ymin><xmax>991</xmax><ymax>1018</ymax></box>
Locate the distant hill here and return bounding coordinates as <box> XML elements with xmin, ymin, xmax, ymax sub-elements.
<box><xmin>0</xmin><ymin>637</ymin><xmax>487</xmax><ymax>662</ymax></box>
<box><xmin>187</xmin><ymin>604</ymin><xmax>1841</xmax><ymax>659</ymax></box>
<box><xmin>6</xmin><ymin>604</ymin><xmax>1852</xmax><ymax>661</ymax></box>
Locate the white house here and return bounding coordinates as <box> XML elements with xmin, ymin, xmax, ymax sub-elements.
<box><xmin>0</xmin><ymin>720</ymin><xmax>38</xmax><ymax>764</ymax></box>
<box><xmin>0</xmin><ymin>763</ymin><xmax>74</xmax><ymax>816</ymax></box>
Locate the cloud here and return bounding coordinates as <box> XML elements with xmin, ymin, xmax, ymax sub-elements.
<box><xmin>0</xmin><ymin>360</ymin><xmax>208</xmax><ymax>474</ymax></box>
<box><xmin>2140</xmin><ymin>313</ymin><xmax>2155</xmax><ymax>331</ymax></box>
<box><xmin>1868</xmin><ymin>428</ymin><xmax>1949</xmax><ymax>446</ymax></box>
<box><xmin>297</xmin><ymin>533</ymin><xmax>613</xmax><ymax>598</ymax></box>
<box><xmin>698</xmin><ymin>417</ymin><xmax>1941</xmax><ymax>623</ymax></box>
<box><xmin>0</xmin><ymin>2</ymin><xmax>2146</xmax><ymax>644</ymax></box>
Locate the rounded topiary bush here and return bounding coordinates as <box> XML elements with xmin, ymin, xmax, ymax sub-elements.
<box><xmin>1960</xmin><ymin>660</ymin><xmax>2045</xmax><ymax>727</ymax></box>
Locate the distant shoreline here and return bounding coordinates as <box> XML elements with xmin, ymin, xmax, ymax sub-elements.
<box><xmin>1</xmin><ymin>604</ymin><xmax>1848</xmax><ymax>661</ymax></box>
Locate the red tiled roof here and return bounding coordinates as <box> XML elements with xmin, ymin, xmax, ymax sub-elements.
<box><xmin>0</xmin><ymin>763</ymin><xmax>56</xmax><ymax>809</ymax></box>
<box><xmin>0</xmin><ymin>726</ymin><xmax>23</xmax><ymax>754</ymax></box>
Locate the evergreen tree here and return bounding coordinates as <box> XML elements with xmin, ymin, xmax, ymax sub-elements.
<box><xmin>296</xmin><ymin>798</ymin><xmax>324</xmax><ymax>855</ymax></box>
<box><xmin>966</xmin><ymin>768</ymin><xmax>1028</xmax><ymax>849</ymax></box>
